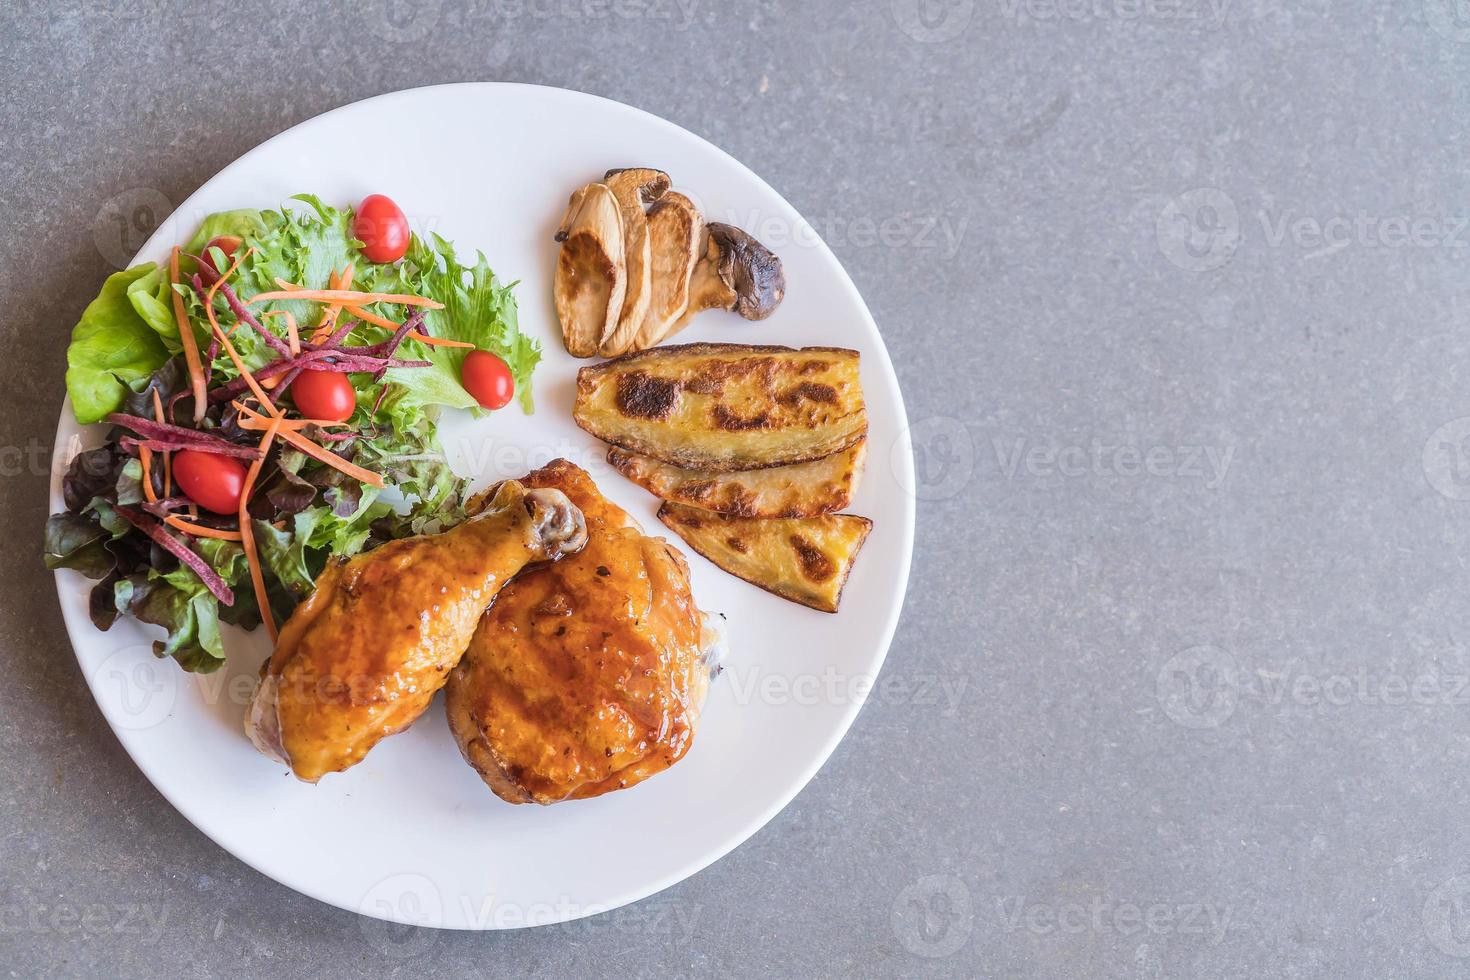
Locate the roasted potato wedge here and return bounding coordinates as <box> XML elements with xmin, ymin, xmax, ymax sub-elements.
<box><xmin>609</xmin><ymin>440</ymin><xmax>866</xmax><ymax>518</ymax></box>
<box><xmin>574</xmin><ymin>343</ymin><xmax>866</xmax><ymax>472</ymax></box>
<box><xmin>554</xmin><ymin>182</ymin><xmax>625</xmax><ymax>357</ymax></box>
<box><xmin>657</xmin><ymin>502</ymin><xmax>872</xmax><ymax>613</ymax></box>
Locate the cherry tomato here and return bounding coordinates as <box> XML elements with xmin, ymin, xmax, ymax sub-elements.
<box><xmin>353</xmin><ymin>194</ymin><xmax>410</xmax><ymax>263</ymax></box>
<box><xmin>460</xmin><ymin>350</ymin><xmax>515</xmax><ymax>410</ymax></box>
<box><xmin>173</xmin><ymin>450</ymin><xmax>248</xmax><ymax>516</ymax></box>
<box><xmin>290</xmin><ymin>368</ymin><xmax>357</xmax><ymax>422</ymax></box>
<box><xmin>199</xmin><ymin>235</ymin><xmax>242</xmax><ymax>275</ymax></box>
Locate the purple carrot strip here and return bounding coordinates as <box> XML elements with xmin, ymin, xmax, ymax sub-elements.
<box><xmin>166</xmin><ymin>389</ymin><xmax>189</xmax><ymax>424</ymax></box>
<box><xmin>112</xmin><ymin>505</ymin><xmax>235</xmax><ymax>605</ymax></box>
<box><xmin>208</xmin><ymin>355</ymin><xmax>317</xmax><ymax>402</ymax></box>
<box><xmin>108</xmin><ymin>414</ymin><xmax>263</xmax><ymax>457</ymax></box>
<box><xmin>381</xmin><ymin>310</ymin><xmax>425</xmax><ymax>358</ymax></box>
<box><xmin>194</xmin><ymin>266</ymin><xmax>293</xmax><ymax>360</ymax></box>
<box><xmin>302</xmin><ymin>342</ymin><xmax>380</xmax><ymax>356</ymax></box>
<box><xmin>275</xmin><ymin>366</ymin><xmax>305</xmax><ymax>396</ymax></box>
<box><xmin>142</xmin><ymin>496</ymin><xmax>193</xmax><ymax>519</ymax></box>
<box><xmin>120</xmin><ymin>436</ymin><xmax>263</xmax><ymax>460</ymax></box>
<box><xmin>320</xmin><ymin>317</ymin><xmax>361</xmax><ymax>348</ymax></box>
<box><xmin>332</xmin><ymin>354</ymin><xmax>432</xmax><ymax>372</ymax></box>
<box><xmin>209</xmin><ymin>350</ymin><xmax>429</xmax><ymax>403</ymax></box>
<box><xmin>216</xmin><ymin>280</ymin><xmax>292</xmax><ymax>358</ymax></box>
<box><xmin>276</xmin><ymin>350</ymin><xmax>432</xmax><ymax>371</ymax></box>
<box><xmin>369</xmin><ymin>311</ymin><xmax>427</xmax><ymax>381</ymax></box>
<box><xmin>304</xmin><ymin>311</ymin><xmax>424</xmax><ymax>357</ymax></box>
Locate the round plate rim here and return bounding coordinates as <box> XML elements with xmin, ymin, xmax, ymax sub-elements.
<box><xmin>49</xmin><ymin>81</ymin><xmax>915</xmax><ymax>929</ymax></box>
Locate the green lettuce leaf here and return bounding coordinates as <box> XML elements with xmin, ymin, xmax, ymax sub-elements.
<box><xmin>238</xmin><ymin>195</ymin><xmax>377</xmax><ymax>326</ymax></box>
<box><xmin>384</xmin><ymin>233</ymin><xmax>540</xmax><ymax>415</ymax></box>
<box><xmin>52</xmin><ymin>195</ymin><xmax>503</xmax><ymax>672</ymax></box>
<box><xmin>114</xmin><ymin>574</ymin><xmax>228</xmax><ymax>672</ymax></box>
<box><xmin>184</xmin><ymin>209</ymin><xmax>268</xmax><ymax>254</ymax></box>
<box><xmin>124</xmin><ymin>265</ymin><xmax>179</xmax><ymax>348</ymax></box>
<box><xmin>65</xmin><ymin>266</ymin><xmax>172</xmax><ymax>424</ymax></box>
<box><xmin>42</xmin><ymin>513</ymin><xmax>113</xmax><ymax>577</ymax></box>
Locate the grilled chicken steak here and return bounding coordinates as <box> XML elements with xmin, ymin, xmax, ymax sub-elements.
<box><xmin>446</xmin><ymin>459</ymin><xmax>724</xmax><ymax>804</ymax></box>
<box><xmin>245</xmin><ymin>481</ymin><xmax>587</xmax><ymax>782</ymax></box>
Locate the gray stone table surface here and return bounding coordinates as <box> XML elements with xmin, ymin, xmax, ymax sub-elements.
<box><xmin>4</xmin><ymin>1</ymin><xmax>1470</xmax><ymax>977</ymax></box>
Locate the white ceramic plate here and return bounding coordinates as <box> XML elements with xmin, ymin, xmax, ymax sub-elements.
<box><xmin>49</xmin><ymin>83</ymin><xmax>914</xmax><ymax>930</ymax></box>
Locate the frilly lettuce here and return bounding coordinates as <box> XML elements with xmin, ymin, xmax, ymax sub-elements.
<box><xmin>50</xmin><ymin>194</ymin><xmax>539</xmax><ymax>670</ymax></box>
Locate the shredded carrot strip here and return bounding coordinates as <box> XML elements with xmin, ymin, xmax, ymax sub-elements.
<box><xmin>200</xmin><ymin>245</ymin><xmax>276</xmax><ymax>415</ymax></box>
<box><xmin>231</xmin><ymin>402</ymin><xmax>348</xmax><ymax>432</ymax></box>
<box><xmin>255</xmin><ymin>283</ymin><xmax>443</xmax><ymax>309</ymax></box>
<box><xmin>341</xmin><ymin>306</ymin><xmax>462</xmax><ymax>352</ymax></box>
<box><xmin>207</xmin><ymin>246</ymin><xmax>258</xmax><ymax>337</ymax></box>
<box><xmin>138</xmin><ymin>446</ymin><xmax>158</xmax><ymax>503</ymax></box>
<box><xmin>342</xmin><ymin>305</ymin><xmax>398</xmax><ymax>329</ymax></box>
<box><xmin>240</xmin><ymin>420</ymin><xmax>281</xmax><ymax>641</ymax></box>
<box><xmin>259</xmin><ymin>310</ymin><xmax>300</xmax><ymax>355</ymax></box>
<box><xmin>206</xmin><ymin>246</ymin><xmax>254</xmax><ymax>299</ymax></box>
<box><xmin>407</xmin><ymin>333</ymin><xmax>473</xmax><ymax>349</ymax></box>
<box><xmin>257</xmin><ymin>310</ymin><xmax>301</xmax><ymax>389</ymax></box>
<box><xmin>170</xmin><ymin>248</ymin><xmax>208</xmax><ymax>423</ymax></box>
<box><xmin>163</xmin><ymin>516</ymin><xmax>243</xmax><ymax>541</ymax></box>
<box><xmin>310</xmin><ymin>265</ymin><xmax>355</xmax><ymax>343</ymax></box>
<box><xmin>277</xmin><ymin>428</ymin><xmax>384</xmax><ymax>487</ymax></box>
<box><xmin>234</xmin><ymin>401</ymin><xmax>376</xmax><ymax>483</ymax></box>
<box><xmin>237</xmin><ymin>416</ymin><xmax>350</xmax><ymax>432</ymax></box>
<box><xmin>150</xmin><ymin>388</ymin><xmax>173</xmax><ymax>496</ymax></box>
<box><xmin>204</xmin><ymin>298</ymin><xmax>279</xmax><ymax>417</ymax></box>
<box><xmin>280</xmin><ymin>312</ymin><xmax>301</xmax><ymax>355</ymax></box>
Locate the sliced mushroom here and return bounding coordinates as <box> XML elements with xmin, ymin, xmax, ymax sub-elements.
<box><xmin>634</xmin><ymin>192</ymin><xmax>704</xmax><ymax>350</ymax></box>
<box><xmin>554</xmin><ymin>182</ymin><xmax>626</xmax><ymax>358</ymax></box>
<box><xmin>553</xmin><ymin>184</ymin><xmax>590</xmax><ymax>242</ymax></box>
<box><xmin>602</xmin><ymin>168</ymin><xmax>672</xmax><ymax>205</ymax></box>
<box><xmin>597</xmin><ymin>169</ymin><xmax>670</xmax><ymax>357</ymax></box>
<box><xmin>669</xmin><ymin>223</ymin><xmax>786</xmax><ymax>337</ymax></box>
<box><xmin>708</xmin><ymin>223</ymin><xmax>785</xmax><ymax>320</ymax></box>
<box><xmin>657</xmin><ymin>228</ymin><xmax>728</xmax><ymax>344</ymax></box>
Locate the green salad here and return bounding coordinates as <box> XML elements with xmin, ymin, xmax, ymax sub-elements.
<box><xmin>43</xmin><ymin>194</ymin><xmax>541</xmax><ymax>672</ymax></box>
